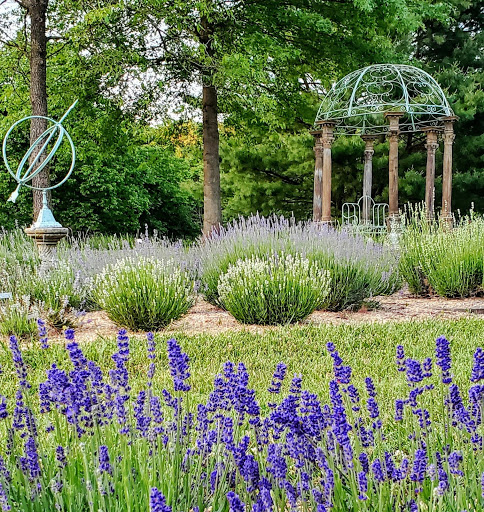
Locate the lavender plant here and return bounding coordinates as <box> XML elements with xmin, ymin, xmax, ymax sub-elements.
<box><xmin>0</xmin><ymin>297</ymin><xmax>37</xmax><ymax>338</ymax></box>
<box><xmin>0</xmin><ymin>328</ymin><xmax>484</xmax><ymax>511</ymax></box>
<box><xmin>217</xmin><ymin>253</ymin><xmax>330</xmax><ymax>324</ymax></box>
<box><xmin>197</xmin><ymin>215</ymin><xmax>400</xmax><ymax>312</ymax></box>
<box><xmin>92</xmin><ymin>256</ymin><xmax>196</xmax><ymax>330</ymax></box>
<box><xmin>400</xmin><ymin>214</ymin><xmax>484</xmax><ymax>297</ymax></box>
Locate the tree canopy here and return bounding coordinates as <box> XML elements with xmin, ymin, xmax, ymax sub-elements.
<box><xmin>0</xmin><ymin>0</ymin><xmax>481</xmax><ymax>236</ymax></box>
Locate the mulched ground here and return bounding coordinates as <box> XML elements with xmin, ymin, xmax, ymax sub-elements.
<box><xmin>66</xmin><ymin>289</ymin><xmax>484</xmax><ymax>343</ymax></box>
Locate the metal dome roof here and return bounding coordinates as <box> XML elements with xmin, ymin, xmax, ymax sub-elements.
<box><xmin>315</xmin><ymin>64</ymin><xmax>454</xmax><ymax>135</ymax></box>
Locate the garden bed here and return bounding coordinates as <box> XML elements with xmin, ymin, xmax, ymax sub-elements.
<box><xmin>64</xmin><ymin>290</ymin><xmax>484</xmax><ymax>342</ymax></box>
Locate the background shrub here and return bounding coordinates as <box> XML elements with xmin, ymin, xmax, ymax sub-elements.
<box><xmin>0</xmin><ymin>297</ymin><xmax>37</xmax><ymax>338</ymax></box>
<box><xmin>217</xmin><ymin>252</ymin><xmax>330</xmax><ymax>324</ymax></box>
<box><xmin>92</xmin><ymin>256</ymin><xmax>195</xmax><ymax>330</ymax></box>
<box><xmin>197</xmin><ymin>215</ymin><xmax>400</xmax><ymax>311</ymax></box>
<box><xmin>399</xmin><ymin>214</ymin><xmax>484</xmax><ymax>297</ymax></box>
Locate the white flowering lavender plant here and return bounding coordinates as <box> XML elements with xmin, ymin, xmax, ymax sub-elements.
<box><xmin>92</xmin><ymin>256</ymin><xmax>196</xmax><ymax>330</ymax></box>
<box><xmin>218</xmin><ymin>253</ymin><xmax>330</xmax><ymax>324</ymax></box>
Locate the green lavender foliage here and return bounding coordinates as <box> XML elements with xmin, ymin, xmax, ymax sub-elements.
<box><xmin>0</xmin><ymin>298</ymin><xmax>37</xmax><ymax>338</ymax></box>
<box><xmin>217</xmin><ymin>253</ymin><xmax>330</xmax><ymax>324</ymax></box>
<box><xmin>399</xmin><ymin>214</ymin><xmax>484</xmax><ymax>297</ymax></box>
<box><xmin>92</xmin><ymin>256</ymin><xmax>196</xmax><ymax>330</ymax></box>
<box><xmin>198</xmin><ymin>215</ymin><xmax>400</xmax><ymax>312</ymax></box>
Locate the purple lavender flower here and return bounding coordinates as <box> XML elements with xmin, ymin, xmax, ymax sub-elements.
<box><xmin>359</xmin><ymin>453</ymin><xmax>369</xmax><ymax>474</ymax></box>
<box><xmin>328</xmin><ymin>346</ymin><xmax>352</xmax><ymax>384</ymax></box>
<box><xmin>345</xmin><ymin>384</ymin><xmax>360</xmax><ymax>412</ymax></box>
<box><xmin>410</xmin><ymin>449</ymin><xmax>427</xmax><ymax>490</ymax></box>
<box><xmin>227</xmin><ymin>491</ymin><xmax>245</xmax><ymax>512</ymax></box>
<box><xmin>23</xmin><ymin>437</ymin><xmax>41</xmax><ymax>481</ymax></box>
<box><xmin>365</xmin><ymin>377</ymin><xmax>377</xmax><ymax>398</ymax></box>
<box><xmin>167</xmin><ymin>338</ymin><xmax>191</xmax><ymax>391</ymax></box>
<box><xmin>371</xmin><ymin>458</ymin><xmax>385</xmax><ymax>483</ymax></box>
<box><xmin>134</xmin><ymin>391</ymin><xmax>151</xmax><ymax>436</ymax></box>
<box><xmin>357</xmin><ymin>471</ymin><xmax>368</xmax><ymax>500</ymax></box>
<box><xmin>435</xmin><ymin>468</ymin><xmax>449</xmax><ymax>495</ymax></box>
<box><xmin>471</xmin><ymin>348</ymin><xmax>484</xmax><ymax>382</ymax></box>
<box><xmin>56</xmin><ymin>446</ymin><xmax>67</xmax><ymax>469</ymax></box>
<box><xmin>448</xmin><ymin>451</ymin><xmax>463</xmax><ymax>476</ymax></box>
<box><xmin>0</xmin><ymin>456</ymin><xmax>10</xmax><ymax>483</ymax></box>
<box><xmin>396</xmin><ymin>345</ymin><xmax>405</xmax><ymax>371</ymax></box>
<box><xmin>0</xmin><ymin>396</ymin><xmax>7</xmax><ymax>421</ymax></box>
<box><xmin>9</xmin><ymin>336</ymin><xmax>30</xmax><ymax>388</ymax></box>
<box><xmin>98</xmin><ymin>445</ymin><xmax>112</xmax><ymax>475</ymax></box>
<box><xmin>435</xmin><ymin>336</ymin><xmax>452</xmax><ymax>384</ymax></box>
<box><xmin>0</xmin><ymin>481</ymin><xmax>10</xmax><ymax>512</ymax></box>
<box><xmin>147</xmin><ymin>332</ymin><xmax>156</xmax><ymax>359</ymax></box>
<box><xmin>329</xmin><ymin>380</ymin><xmax>353</xmax><ymax>466</ymax></box>
<box><xmin>395</xmin><ymin>399</ymin><xmax>405</xmax><ymax>421</ymax></box>
<box><xmin>66</xmin><ymin>332</ymin><xmax>88</xmax><ymax>370</ymax></box>
<box><xmin>406</xmin><ymin>359</ymin><xmax>424</xmax><ymax>385</ymax></box>
<box><xmin>481</xmin><ymin>472</ymin><xmax>484</xmax><ymax>499</ymax></box>
<box><xmin>422</xmin><ymin>358</ymin><xmax>432</xmax><ymax>378</ymax></box>
<box><xmin>268</xmin><ymin>362</ymin><xmax>287</xmax><ymax>396</ymax></box>
<box><xmin>37</xmin><ymin>319</ymin><xmax>48</xmax><ymax>349</ymax></box>
<box><xmin>267</xmin><ymin>444</ymin><xmax>287</xmax><ymax>480</ymax></box>
<box><xmin>408</xmin><ymin>500</ymin><xmax>418</xmax><ymax>512</ymax></box>
<box><xmin>149</xmin><ymin>488</ymin><xmax>171</xmax><ymax>512</ymax></box>
<box><xmin>367</xmin><ymin>397</ymin><xmax>379</xmax><ymax>419</ymax></box>
<box><xmin>301</xmin><ymin>390</ymin><xmax>326</xmax><ymax>437</ymax></box>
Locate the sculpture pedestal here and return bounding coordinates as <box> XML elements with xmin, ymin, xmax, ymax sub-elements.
<box><xmin>24</xmin><ymin>227</ymin><xmax>68</xmax><ymax>275</ymax></box>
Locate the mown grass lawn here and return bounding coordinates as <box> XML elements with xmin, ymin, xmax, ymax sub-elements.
<box><xmin>1</xmin><ymin>317</ymin><xmax>483</xmax><ymax>424</ymax></box>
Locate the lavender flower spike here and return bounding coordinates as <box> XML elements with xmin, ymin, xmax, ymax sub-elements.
<box><xmin>98</xmin><ymin>445</ymin><xmax>112</xmax><ymax>475</ymax></box>
<box><xmin>167</xmin><ymin>338</ymin><xmax>191</xmax><ymax>392</ymax></box>
<box><xmin>227</xmin><ymin>491</ymin><xmax>246</xmax><ymax>512</ymax></box>
<box><xmin>37</xmin><ymin>319</ymin><xmax>48</xmax><ymax>349</ymax></box>
<box><xmin>435</xmin><ymin>336</ymin><xmax>452</xmax><ymax>384</ymax></box>
<box><xmin>0</xmin><ymin>481</ymin><xmax>10</xmax><ymax>512</ymax></box>
<box><xmin>471</xmin><ymin>348</ymin><xmax>484</xmax><ymax>383</ymax></box>
<box><xmin>150</xmin><ymin>488</ymin><xmax>172</xmax><ymax>512</ymax></box>
<box><xmin>396</xmin><ymin>345</ymin><xmax>405</xmax><ymax>372</ymax></box>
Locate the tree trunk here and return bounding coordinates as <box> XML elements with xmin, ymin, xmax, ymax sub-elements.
<box><xmin>199</xmin><ymin>10</ymin><xmax>221</xmax><ymax>235</ymax></box>
<box><xmin>202</xmin><ymin>83</ymin><xmax>222</xmax><ymax>235</ymax></box>
<box><xmin>29</xmin><ymin>0</ymin><xmax>50</xmax><ymax>220</ymax></box>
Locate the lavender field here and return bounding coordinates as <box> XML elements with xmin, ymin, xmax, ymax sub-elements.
<box><xmin>0</xmin><ymin>215</ymin><xmax>483</xmax><ymax>511</ymax></box>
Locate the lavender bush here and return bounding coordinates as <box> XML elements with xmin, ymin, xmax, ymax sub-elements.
<box><xmin>217</xmin><ymin>253</ymin><xmax>330</xmax><ymax>324</ymax></box>
<box><xmin>197</xmin><ymin>215</ymin><xmax>400</xmax><ymax>312</ymax></box>
<box><xmin>399</xmin><ymin>214</ymin><xmax>484</xmax><ymax>297</ymax></box>
<box><xmin>0</xmin><ymin>328</ymin><xmax>483</xmax><ymax>511</ymax></box>
<box><xmin>92</xmin><ymin>256</ymin><xmax>196</xmax><ymax>330</ymax></box>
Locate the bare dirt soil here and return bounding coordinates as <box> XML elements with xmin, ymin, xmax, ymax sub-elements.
<box><xmin>66</xmin><ymin>290</ymin><xmax>484</xmax><ymax>343</ymax></box>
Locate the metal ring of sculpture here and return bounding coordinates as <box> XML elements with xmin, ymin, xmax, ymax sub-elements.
<box><xmin>315</xmin><ymin>64</ymin><xmax>454</xmax><ymax>134</ymax></box>
<box><xmin>3</xmin><ymin>100</ymin><xmax>77</xmax><ymax>203</ymax></box>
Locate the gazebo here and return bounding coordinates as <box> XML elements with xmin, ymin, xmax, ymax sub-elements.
<box><xmin>311</xmin><ymin>64</ymin><xmax>457</xmax><ymax>226</ymax></box>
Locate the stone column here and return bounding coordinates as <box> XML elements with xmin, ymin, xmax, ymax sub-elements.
<box><xmin>311</xmin><ymin>130</ymin><xmax>323</xmax><ymax>222</ymax></box>
<box><xmin>422</xmin><ymin>127</ymin><xmax>440</xmax><ymax>219</ymax></box>
<box><xmin>24</xmin><ymin>227</ymin><xmax>69</xmax><ymax>275</ymax></box>
<box><xmin>320</xmin><ymin>121</ymin><xmax>336</xmax><ymax>223</ymax></box>
<box><xmin>442</xmin><ymin>116</ymin><xmax>457</xmax><ymax>223</ymax></box>
<box><xmin>361</xmin><ymin>135</ymin><xmax>378</xmax><ymax>224</ymax></box>
<box><xmin>384</xmin><ymin>112</ymin><xmax>403</xmax><ymax>221</ymax></box>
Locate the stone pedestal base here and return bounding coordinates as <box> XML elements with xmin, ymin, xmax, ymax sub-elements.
<box><xmin>25</xmin><ymin>227</ymin><xmax>69</xmax><ymax>275</ymax></box>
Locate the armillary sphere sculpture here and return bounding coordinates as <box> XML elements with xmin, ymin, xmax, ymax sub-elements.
<box><xmin>3</xmin><ymin>100</ymin><xmax>77</xmax><ymax>272</ymax></box>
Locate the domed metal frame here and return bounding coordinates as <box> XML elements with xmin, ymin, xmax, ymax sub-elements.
<box><xmin>315</xmin><ymin>64</ymin><xmax>454</xmax><ymax>135</ymax></box>
<box><xmin>311</xmin><ymin>64</ymin><xmax>457</xmax><ymax>228</ymax></box>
